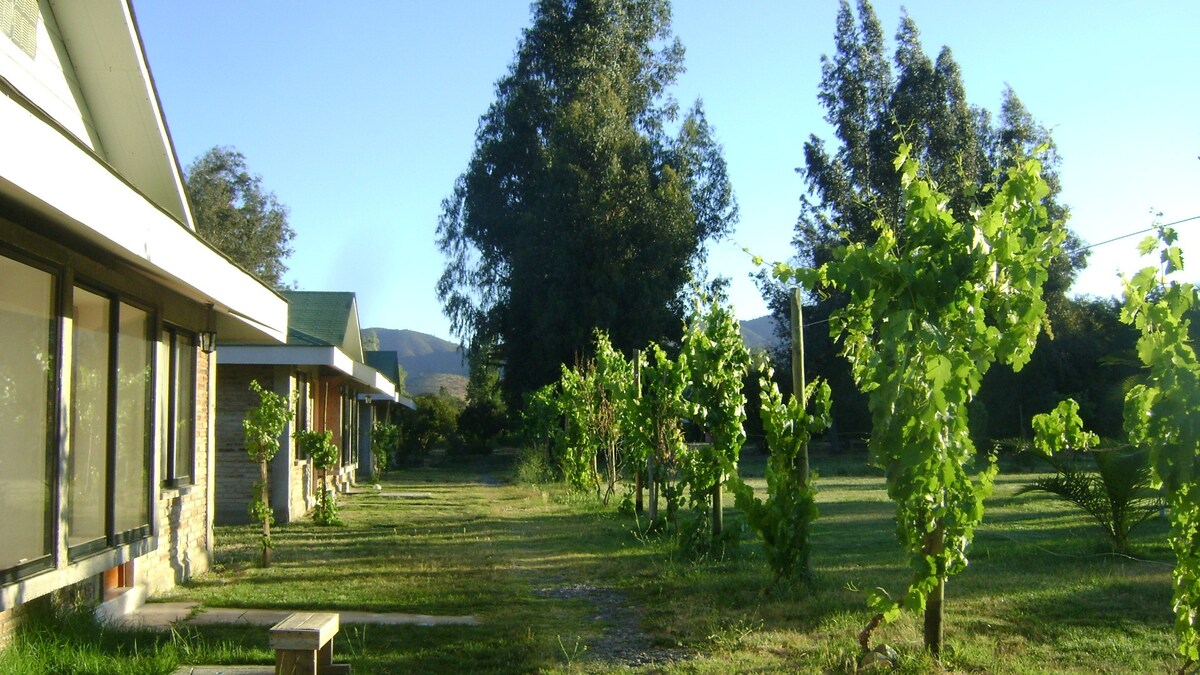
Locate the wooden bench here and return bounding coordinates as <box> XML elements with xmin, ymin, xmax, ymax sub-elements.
<box><xmin>268</xmin><ymin>612</ymin><xmax>351</xmax><ymax>674</ymax></box>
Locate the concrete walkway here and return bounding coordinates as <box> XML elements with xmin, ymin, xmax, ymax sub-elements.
<box><xmin>119</xmin><ymin>601</ymin><xmax>480</xmax><ymax>629</ymax></box>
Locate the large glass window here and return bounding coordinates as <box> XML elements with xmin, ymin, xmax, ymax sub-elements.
<box><xmin>0</xmin><ymin>254</ymin><xmax>55</xmax><ymax>578</ymax></box>
<box><xmin>69</xmin><ymin>287</ymin><xmax>110</xmax><ymax>551</ymax></box>
<box><xmin>114</xmin><ymin>302</ymin><xmax>150</xmax><ymax>537</ymax></box>
<box><xmin>160</xmin><ymin>328</ymin><xmax>195</xmax><ymax>486</ymax></box>
<box><xmin>0</xmin><ymin>253</ymin><xmax>158</xmax><ymax>575</ymax></box>
<box><xmin>68</xmin><ymin>289</ymin><xmax>152</xmax><ymax>554</ymax></box>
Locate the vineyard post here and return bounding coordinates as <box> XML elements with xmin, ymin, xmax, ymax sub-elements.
<box><xmin>791</xmin><ymin>287</ymin><xmax>812</xmax><ymax>578</ymax></box>
<box><xmin>791</xmin><ymin>288</ymin><xmax>809</xmax><ymax>478</ymax></box>
<box><xmin>634</xmin><ymin>349</ymin><xmax>645</xmax><ymax>514</ymax></box>
<box><xmin>709</xmin><ymin>433</ymin><xmax>722</xmax><ymax>537</ymax></box>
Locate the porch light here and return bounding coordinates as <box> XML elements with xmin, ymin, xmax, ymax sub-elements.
<box><xmin>198</xmin><ymin>330</ymin><xmax>217</xmax><ymax>354</ymax></box>
<box><xmin>199</xmin><ymin>303</ymin><xmax>217</xmax><ymax>354</ymax></box>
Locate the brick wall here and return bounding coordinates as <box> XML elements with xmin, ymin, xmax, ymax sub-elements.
<box><xmin>140</xmin><ymin>349</ymin><xmax>214</xmax><ymax>594</ymax></box>
<box><xmin>215</xmin><ymin>365</ymin><xmax>274</xmax><ymax>525</ymax></box>
<box><xmin>0</xmin><ymin>604</ymin><xmax>21</xmax><ymax>649</ymax></box>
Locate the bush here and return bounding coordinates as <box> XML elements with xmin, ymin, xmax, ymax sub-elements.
<box><xmin>457</xmin><ymin>398</ymin><xmax>508</xmax><ymax>455</ymax></box>
<box><xmin>371</xmin><ymin>421</ymin><xmax>400</xmax><ymax>479</ymax></box>
<box><xmin>396</xmin><ymin>392</ymin><xmax>464</xmax><ymax>464</ymax></box>
<box><xmin>514</xmin><ymin>445</ymin><xmax>555</xmax><ymax>485</ymax></box>
<box><xmin>298</xmin><ymin>429</ymin><xmax>342</xmax><ymax>526</ymax></box>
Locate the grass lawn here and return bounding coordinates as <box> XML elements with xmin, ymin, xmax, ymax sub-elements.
<box><xmin>1</xmin><ymin>450</ymin><xmax>1179</xmax><ymax>673</ymax></box>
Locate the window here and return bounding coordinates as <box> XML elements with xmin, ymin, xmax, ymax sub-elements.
<box><xmin>340</xmin><ymin>387</ymin><xmax>359</xmax><ymax>467</ymax></box>
<box><xmin>68</xmin><ymin>287</ymin><xmax>110</xmax><ymax>552</ymax></box>
<box><xmin>294</xmin><ymin>372</ymin><xmax>309</xmax><ymax>458</ymax></box>
<box><xmin>0</xmin><ymin>252</ymin><xmax>157</xmax><ymax>579</ymax></box>
<box><xmin>1</xmin><ymin>0</ymin><xmax>39</xmax><ymax>58</ymax></box>
<box><xmin>0</xmin><ymin>252</ymin><xmax>56</xmax><ymax>581</ymax></box>
<box><xmin>295</xmin><ymin>372</ymin><xmax>309</xmax><ymax>433</ymax></box>
<box><xmin>113</xmin><ymin>302</ymin><xmax>151</xmax><ymax>537</ymax></box>
<box><xmin>68</xmin><ymin>286</ymin><xmax>152</xmax><ymax>556</ymax></box>
<box><xmin>160</xmin><ymin>328</ymin><xmax>196</xmax><ymax>486</ymax></box>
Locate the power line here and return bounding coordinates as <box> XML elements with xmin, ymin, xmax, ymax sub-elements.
<box><xmin>789</xmin><ymin>214</ymin><xmax>1200</xmax><ymax>329</ymax></box>
<box><xmin>1068</xmin><ymin>214</ymin><xmax>1200</xmax><ymax>255</ymax></box>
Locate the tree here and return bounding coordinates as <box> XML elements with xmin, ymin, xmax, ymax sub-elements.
<box><xmin>362</xmin><ymin>330</ymin><xmax>381</xmax><ymax>352</ymax></box>
<box><xmin>436</xmin><ymin>0</ymin><xmax>737</xmax><ymax>404</ymax></box>
<box><xmin>789</xmin><ymin>144</ymin><xmax>1067</xmax><ymax>657</ymax></box>
<box><xmin>243</xmin><ymin>380</ymin><xmax>293</xmax><ymax>567</ymax></box>
<box><xmin>976</xmin><ymin>295</ymin><xmax>1139</xmax><ymax>441</ymax></box>
<box><xmin>396</xmin><ymin>392</ymin><xmax>463</xmax><ymax>463</ymax></box>
<box><xmin>458</xmin><ymin>343</ymin><xmax>509</xmax><ymax>454</ymax></box>
<box><xmin>763</xmin><ymin>0</ymin><xmax>1085</xmax><ymax>437</ymax></box>
<box><xmin>297</xmin><ymin>429</ymin><xmax>342</xmax><ymax>526</ymax></box>
<box><xmin>185</xmin><ymin>146</ymin><xmax>295</xmax><ymax>288</ymax></box>
<box><xmin>728</xmin><ymin>370</ymin><xmax>831</xmax><ymax>584</ymax></box>
<box><xmin>679</xmin><ymin>292</ymin><xmax>749</xmax><ymax>545</ymax></box>
<box><xmin>626</xmin><ymin>342</ymin><xmax>690</xmax><ymax>522</ymax></box>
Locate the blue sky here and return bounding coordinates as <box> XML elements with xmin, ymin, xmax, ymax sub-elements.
<box><xmin>132</xmin><ymin>1</ymin><xmax>1200</xmax><ymax>342</ymax></box>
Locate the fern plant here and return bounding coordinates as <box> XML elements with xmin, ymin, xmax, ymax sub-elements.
<box><xmin>1020</xmin><ymin>439</ymin><xmax>1161</xmax><ymax>554</ymax></box>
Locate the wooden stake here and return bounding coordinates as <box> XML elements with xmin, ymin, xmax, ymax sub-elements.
<box><xmin>791</xmin><ymin>287</ymin><xmax>811</xmax><ymax>578</ymax></box>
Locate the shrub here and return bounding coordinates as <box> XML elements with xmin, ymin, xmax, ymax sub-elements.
<box><xmin>298</xmin><ymin>429</ymin><xmax>342</xmax><ymax>526</ymax></box>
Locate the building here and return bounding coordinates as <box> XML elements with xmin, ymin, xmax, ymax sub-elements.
<box><xmin>214</xmin><ymin>291</ymin><xmax>397</xmax><ymax>525</ymax></box>
<box><xmin>362</xmin><ymin>349</ymin><xmax>416</xmax><ymax>479</ymax></box>
<box><xmin>0</xmin><ymin>0</ymin><xmax>288</xmax><ymax>641</ymax></box>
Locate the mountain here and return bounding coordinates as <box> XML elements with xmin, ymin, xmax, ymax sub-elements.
<box><xmin>369</xmin><ymin>318</ymin><xmax>779</xmax><ymax>400</ymax></box>
<box><xmin>368</xmin><ymin>328</ymin><xmax>468</xmax><ymax>398</ymax></box>
<box><xmin>740</xmin><ymin>315</ymin><xmax>781</xmax><ymax>352</ymax></box>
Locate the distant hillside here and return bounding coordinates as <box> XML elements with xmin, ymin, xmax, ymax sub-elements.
<box><xmin>740</xmin><ymin>315</ymin><xmax>781</xmax><ymax>352</ymax></box>
<box><xmin>368</xmin><ymin>328</ymin><xmax>469</xmax><ymax>398</ymax></box>
<box><xmin>369</xmin><ymin>319</ymin><xmax>779</xmax><ymax>399</ymax></box>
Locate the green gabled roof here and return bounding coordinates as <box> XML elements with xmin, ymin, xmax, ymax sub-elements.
<box><xmin>365</xmin><ymin>350</ymin><xmax>401</xmax><ymax>388</ymax></box>
<box><xmin>281</xmin><ymin>291</ymin><xmax>358</xmax><ymax>351</ymax></box>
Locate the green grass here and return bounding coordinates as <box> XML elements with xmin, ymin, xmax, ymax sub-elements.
<box><xmin>2</xmin><ymin>449</ymin><xmax>1180</xmax><ymax>673</ymax></box>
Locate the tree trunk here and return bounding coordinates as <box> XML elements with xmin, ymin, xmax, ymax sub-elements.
<box><xmin>712</xmin><ymin>471</ymin><xmax>723</xmax><ymax>539</ymax></box>
<box><xmin>924</xmin><ymin>523</ymin><xmax>946</xmax><ymax>657</ymax></box>
<box><xmin>635</xmin><ymin>470</ymin><xmax>644</xmax><ymax>514</ymax></box>
<box><xmin>647</xmin><ymin>453</ymin><xmax>658</xmax><ymax>521</ymax></box>
<box><xmin>260</xmin><ymin>459</ymin><xmax>271</xmax><ymax>568</ymax></box>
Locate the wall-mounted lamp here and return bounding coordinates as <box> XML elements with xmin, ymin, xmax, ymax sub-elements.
<box><xmin>199</xmin><ymin>303</ymin><xmax>217</xmax><ymax>354</ymax></box>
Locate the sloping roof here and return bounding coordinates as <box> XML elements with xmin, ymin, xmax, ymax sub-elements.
<box><xmin>281</xmin><ymin>291</ymin><xmax>361</xmax><ymax>356</ymax></box>
<box><xmin>365</xmin><ymin>350</ymin><xmax>401</xmax><ymax>388</ymax></box>
<box><xmin>0</xmin><ymin>0</ymin><xmax>287</xmax><ymax>344</ymax></box>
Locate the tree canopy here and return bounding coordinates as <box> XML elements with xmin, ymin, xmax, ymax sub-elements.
<box><xmin>762</xmin><ymin>0</ymin><xmax>1088</xmax><ymax>437</ymax></box>
<box><xmin>185</xmin><ymin>146</ymin><xmax>295</xmax><ymax>289</ymax></box>
<box><xmin>436</xmin><ymin>0</ymin><xmax>737</xmax><ymax>402</ymax></box>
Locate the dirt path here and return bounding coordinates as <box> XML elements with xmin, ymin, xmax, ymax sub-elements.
<box><xmin>531</xmin><ymin>582</ymin><xmax>690</xmax><ymax>668</ymax></box>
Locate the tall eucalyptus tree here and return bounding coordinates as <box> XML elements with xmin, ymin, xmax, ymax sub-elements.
<box><xmin>437</xmin><ymin>0</ymin><xmax>737</xmax><ymax>403</ymax></box>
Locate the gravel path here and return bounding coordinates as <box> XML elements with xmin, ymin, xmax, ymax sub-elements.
<box><xmin>532</xmin><ymin>582</ymin><xmax>690</xmax><ymax>669</ymax></box>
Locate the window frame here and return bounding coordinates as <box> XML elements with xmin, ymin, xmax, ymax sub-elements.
<box><xmin>294</xmin><ymin>371</ymin><xmax>309</xmax><ymax>458</ymax></box>
<box><xmin>161</xmin><ymin>325</ymin><xmax>197</xmax><ymax>488</ymax></box>
<box><xmin>0</xmin><ymin>246</ymin><xmax>61</xmax><ymax>584</ymax></box>
<box><xmin>340</xmin><ymin>385</ymin><xmax>356</xmax><ymax>467</ymax></box>
<box><xmin>66</xmin><ymin>281</ymin><xmax>155</xmax><ymax>559</ymax></box>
